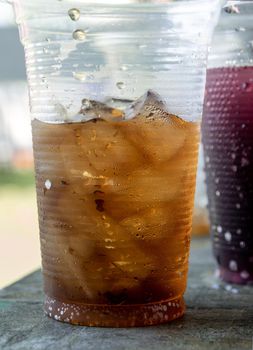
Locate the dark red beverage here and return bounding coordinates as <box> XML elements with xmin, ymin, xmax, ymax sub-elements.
<box><xmin>202</xmin><ymin>66</ymin><xmax>253</xmax><ymax>285</ymax></box>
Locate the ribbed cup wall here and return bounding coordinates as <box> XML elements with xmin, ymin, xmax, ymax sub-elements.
<box><xmin>13</xmin><ymin>0</ymin><xmax>220</xmax><ymax>325</ymax></box>
<box><xmin>14</xmin><ymin>0</ymin><xmax>219</xmax><ymax>122</ymax></box>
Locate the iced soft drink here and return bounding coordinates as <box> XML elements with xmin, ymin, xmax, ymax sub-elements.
<box><xmin>202</xmin><ymin>67</ymin><xmax>253</xmax><ymax>284</ymax></box>
<box><xmin>32</xmin><ymin>91</ymin><xmax>200</xmax><ymax>326</ymax></box>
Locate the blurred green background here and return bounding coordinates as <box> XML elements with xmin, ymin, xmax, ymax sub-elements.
<box><xmin>0</xmin><ymin>4</ymin><xmax>40</xmax><ymax>288</ymax></box>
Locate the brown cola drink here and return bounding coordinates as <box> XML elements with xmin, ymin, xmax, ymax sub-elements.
<box><xmin>32</xmin><ymin>91</ymin><xmax>200</xmax><ymax>326</ymax></box>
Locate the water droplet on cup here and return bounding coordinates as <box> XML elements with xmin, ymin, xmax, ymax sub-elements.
<box><xmin>68</xmin><ymin>8</ymin><xmax>81</xmax><ymax>21</ymax></box>
<box><xmin>224</xmin><ymin>231</ymin><xmax>232</xmax><ymax>242</ymax></box>
<box><xmin>120</xmin><ymin>65</ymin><xmax>128</xmax><ymax>71</ymax></box>
<box><xmin>241</xmin><ymin>82</ymin><xmax>253</xmax><ymax>92</ymax></box>
<box><xmin>73</xmin><ymin>29</ymin><xmax>87</xmax><ymax>41</ymax></box>
<box><xmin>45</xmin><ymin>179</ymin><xmax>52</xmax><ymax>190</ymax></box>
<box><xmin>240</xmin><ymin>270</ymin><xmax>249</xmax><ymax>279</ymax></box>
<box><xmin>235</xmin><ymin>27</ymin><xmax>246</xmax><ymax>32</ymax></box>
<box><xmin>224</xmin><ymin>5</ymin><xmax>240</xmax><ymax>14</ymax></box>
<box><xmin>81</xmin><ymin>99</ymin><xmax>91</xmax><ymax>110</ymax></box>
<box><xmin>240</xmin><ymin>241</ymin><xmax>246</xmax><ymax>248</ymax></box>
<box><xmin>229</xmin><ymin>260</ymin><xmax>238</xmax><ymax>271</ymax></box>
<box><xmin>217</xmin><ymin>226</ymin><xmax>223</xmax><ymax>233</ymax></box>
<box><xmin>73</xmin><ymin>71</ymin><xmax>86</xmax><ymax>81</ymax></box>
<box><xmin>116</xmin><ymin>82</ymin><xmax>125</xmax><ymax>90</ymax></box>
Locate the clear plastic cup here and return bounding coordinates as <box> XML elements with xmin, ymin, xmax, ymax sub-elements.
<box><xmin>7</xmin><ymin>0</ymin><xmax>220</xmax><ymax>326</ymax></box>
<box><xmin>203</xmin><ymin>0</ymin><xmax>253</xmax><ymax>285</ymax></box>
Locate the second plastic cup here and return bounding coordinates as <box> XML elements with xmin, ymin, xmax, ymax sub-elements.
<box><xmin>203</xmin><ymin>0</ymin><xmax>253</xmax><ymax>285</ymax></box>
<box><xmin>11</xmin><ymin>0</ymin><xmax>220</xmax><ymax>326</ymax></box>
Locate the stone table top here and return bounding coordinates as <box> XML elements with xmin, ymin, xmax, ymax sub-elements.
<box><xmin>0</xmin><ymin>237</ymin><xmax>252</xmax><ymax>350</ymax></box>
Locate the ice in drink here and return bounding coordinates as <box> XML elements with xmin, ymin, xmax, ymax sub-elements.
<box><xmin>32</xmin><ymin>91</ymin><xmax>200</xmax><ymax>326</ymax></box>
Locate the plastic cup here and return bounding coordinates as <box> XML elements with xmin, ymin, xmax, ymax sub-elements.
<box><xmin>203</xmin><ymin>0</ymin><xmax>253</xmax><ymax>285</ymax></box>
<box><xmin>8</xmin><ymin>0</ymin><xmax>220</xmax><ymax>326</ymax></box>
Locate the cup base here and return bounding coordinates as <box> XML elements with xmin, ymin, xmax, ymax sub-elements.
<box><xmin>218</xmin><ymin>266</ymin><xmax>253</xmax><ymax>285</ymax></box>
<box><xmin>44</xmin><ymin>295</ymin><xmax>185</xmax><ymax>327</ymax></box>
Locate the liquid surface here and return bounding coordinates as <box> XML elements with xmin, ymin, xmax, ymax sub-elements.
<box><xmin>32</xmin><ymin>91</ymin><xmax>200</xmax><ymax>325</ymax></box>
<box><xmin>203</xmin><ymin>67</ymin><xmax>253</xmax><ymax>284</ymax></box>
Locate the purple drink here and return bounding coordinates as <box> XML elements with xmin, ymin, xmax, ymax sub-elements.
<box><xmin>202</xmin><ymin>66</ymin><xmax>253</xmax><ymax>285</ymax></box>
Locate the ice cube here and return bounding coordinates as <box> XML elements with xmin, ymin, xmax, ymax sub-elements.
<box><xmin>104</xmin><ymin>97</ymin><xmax>133</xmax><ymax>111</ymax></box>
<box><xmin>79</xmin><ymin>99</ymin><xmax>124</xmax><ymax>122</ymax></box>
<box><xmin>124</xmin><ymin>90</ymin><xmax>171</xmax><ymax>121</ymax></box>
<box><xmin>119</xmin><ymin>90</ymin><xmax>199</xmax><ymax>164</ymax></box>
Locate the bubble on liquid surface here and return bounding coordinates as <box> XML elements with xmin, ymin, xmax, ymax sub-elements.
<box><xmin>73</xmin><ymin>29</ymin><xmax>87</xmax><ymax>41</ymax></box>
<box><xmin>73</xmin><ymin>71</ymin><xmax>86</xmax><ymax>81</ymax></box>
<box><xmin>45</xmin><ymin>180</ymin><xmax>52</xmax><ymax>190</ymax></box>
<box><xmin>116</xmin><ymin>82</ymin><xmax>125</xmax><ymax>90</ymax></box>
<box><xmin>229</xmin><ymin>260</ymin><xmax>238</xmax><ymax>271</ymax></box>
<box><xmin>224</xmin><ymin>231</ymin><xmax>232</xmax><ymax>242</ymax></box>
<box><xmin>68</xmin><ymin>8</ymin><xmax>80</xmax><ymax>21</ymax></box>
<box><xmin>224</xmin><ymin>5</ymin><xmax>240</xmax><ymax>14</ymax></box>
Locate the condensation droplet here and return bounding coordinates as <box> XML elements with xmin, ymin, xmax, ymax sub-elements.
<box><xmin>235</xmin><ymin>27</ymin><xmax>246</xmax><ymax>32</ymax></box>
<box><xmin>240</xmin><ymin>270</ymin><xmax>249</xmax><ymax>279</ymax></box>
<box><xmin>217</xmin><ymin>225</ymin><xmax>223</xmax><ymax>233</ymax></box>
<box><xmin>215</xmin><ymin>178</ymin><xmax>219</xmax><ymax>184</ymax></box>
<box><xmin>81</xmin><ymin>99</ymin><xmax>91</xmax><ymax>110</ymax></box>
<box><xmin>45</xmin><ymin>179</ymin><xmax>52</xmax><ymax>190</ymax></box>
<box><xmin>216</xmin><ymin>190</ymin><xmax>221</xmax><ymax>197</ymax></box>
<box><xmin>231</xmin><ymin>153</ymin><xmax>236</xmax><ymax>160</ymax></box>
<box><xmin>120</xmin><ymin>65</ymin><xmax>128</xmax><ymax>72</ymax></box>
<box><xmin>73</xmin><ymin>71</ymin><xmax>86</xmax><ymax>81</ymax></box>
<box><xmin>240</xmin><ymin>241</ymin><xmax>246</xmax><ymax>248</ymax></box>
<box><xmin>224</xmin><ymin>231</ymin><xmax>232</xmax><ymax>242</ymax></box>
<box><xmin>241</xmin><ymin>157</ymin><xmax>249</xmax><ymax>167</ymax></box>
<box><xmin>232</xmin><ymin>165</ymin><xmax>237</xmax><ymax>172</ymax></box>
<box><xmin>116</xmin><ymin>82</ymin><xmax>125</xmax><ymax>90</ymax></box>
<box><xmin>241</xmin><ymin>82</ymin><xmax>253</xmax><ymax>92</ymax></box>
<box><xmin>73</xmin><ymin>29</ymin><xmax>87</xmax><ymax>41</ymax></box>
<box><xmin>236</xmin><ymin>228</ymin><xmax>242</xmax><ymax>235</ymax></box>
<box><xmin>229</xmin><ymin>260</ymin><xmax>238</xmax><ymax>271</ymax></box>
<box><xmin>236</xmin><ymin>203</ymin><xmax>241</xmax><ymax>209</ymax></box>
<box><xmin>68</xmin><ymin>8</ymin><xmax>81</xmax><ymax>21</ymax></box>
<box><xmin>224</xmin><ymin>5</ymin><xmax>240</xmax><ymax>14</ymax></box>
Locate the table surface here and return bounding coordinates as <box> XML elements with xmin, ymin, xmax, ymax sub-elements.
<box><xmin>0</xmin><ymin>237</ymin><xmax>252</xmax><ymax>350</ymax></box>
